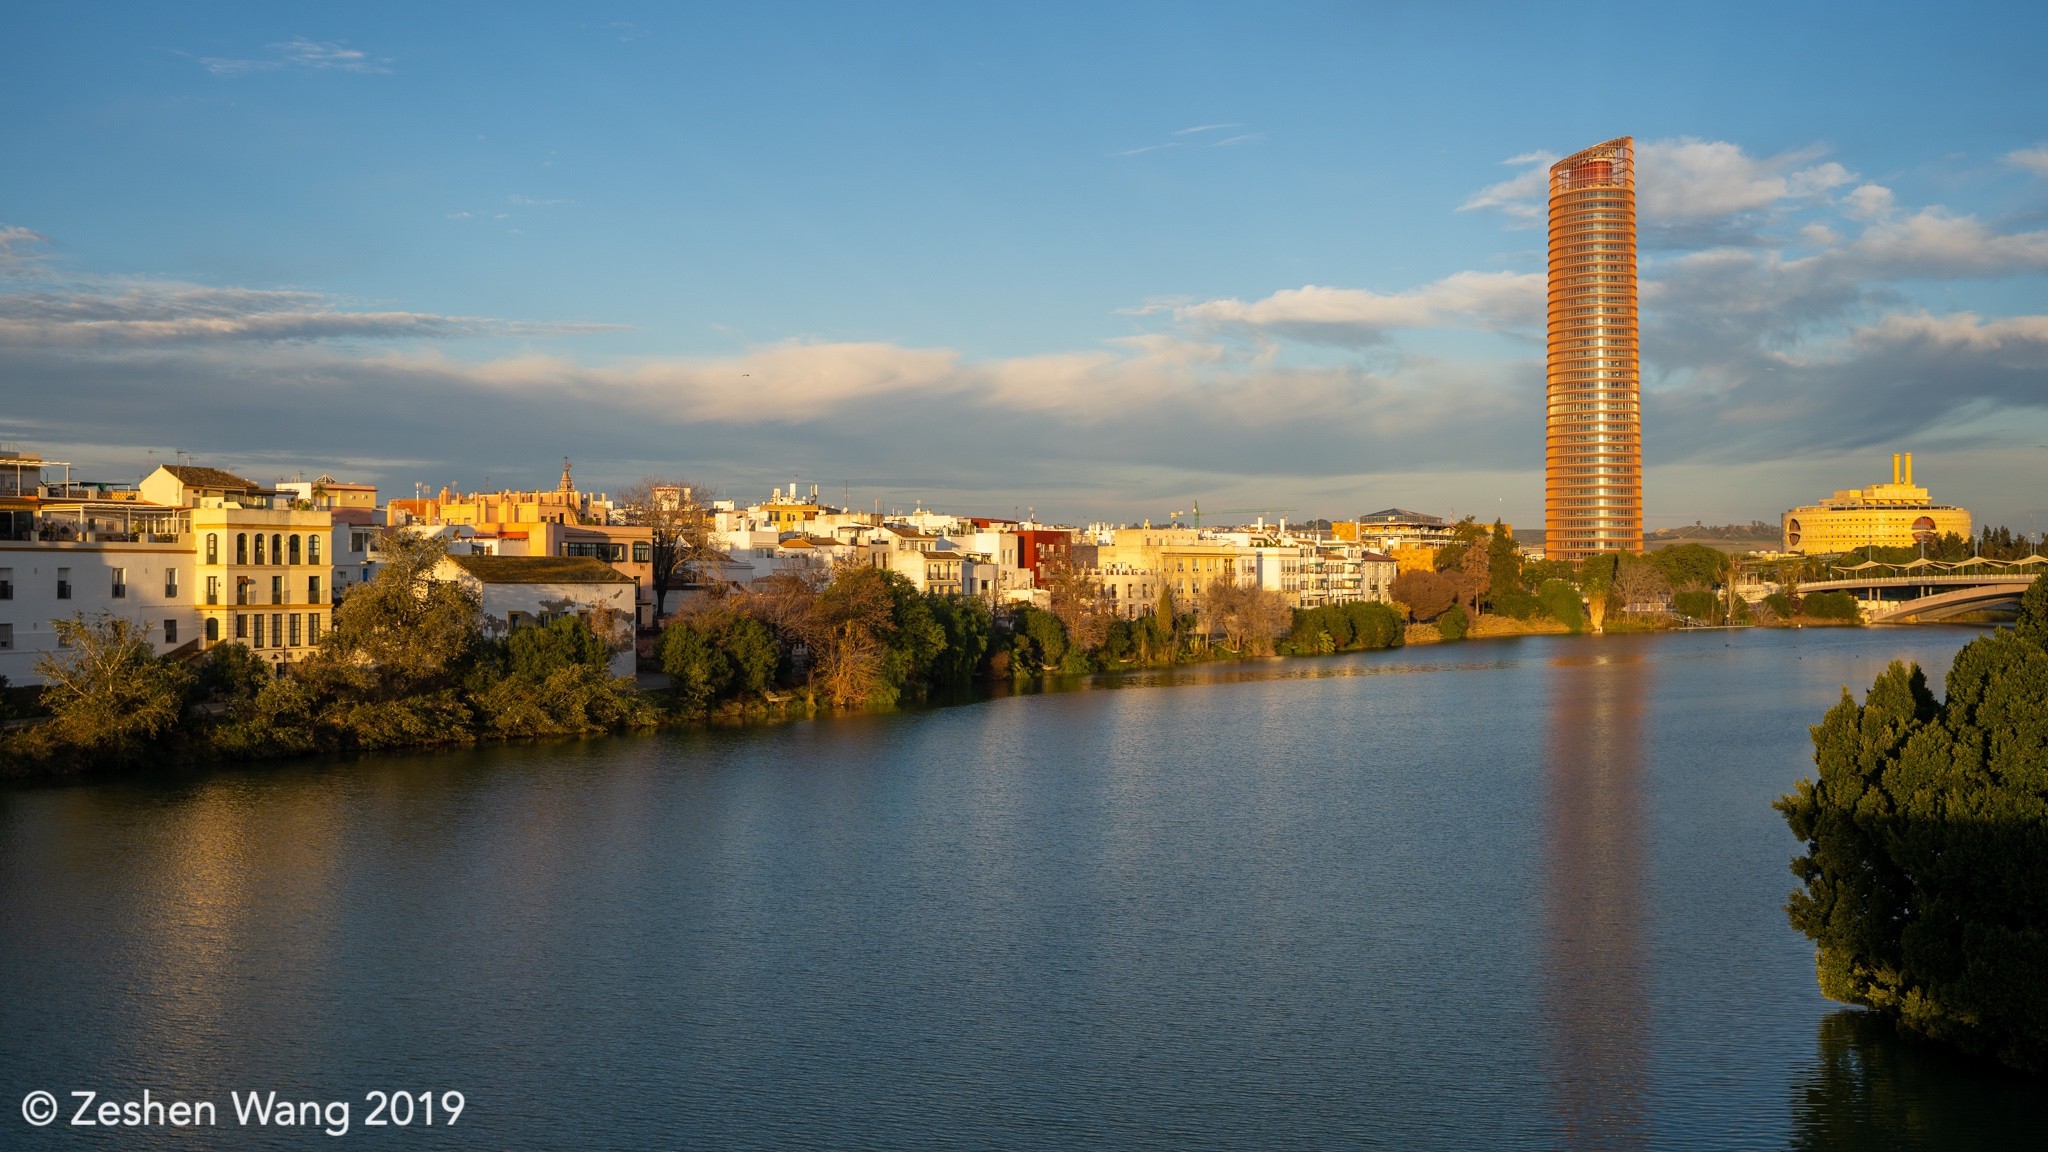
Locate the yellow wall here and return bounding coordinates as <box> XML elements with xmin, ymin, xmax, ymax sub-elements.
<box><xmin>190</xmin><ymin>506</ymin><xmax>334</xmax><ymax>666</ymax></box>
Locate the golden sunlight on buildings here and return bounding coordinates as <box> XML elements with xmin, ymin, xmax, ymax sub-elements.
<box><xmin>1781</xmin><ymin>452</ymin><xmax>1972</xmax><ymax>555</ymax></box>
<box><xmin>1545</xmin><ymin>137</ymin><xmax>1642</xmax><ymax>561</ymax></box>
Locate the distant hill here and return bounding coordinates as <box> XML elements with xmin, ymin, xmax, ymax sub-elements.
<box><xmin>1648</xmin><ymin>521</ymin><xmax>1779</xmax><ymax>542</ymax></box>
<box><xmin>1512</xmin><ymin>522</ymin><xmax>1784</xmax><ymax>554</ymax></box>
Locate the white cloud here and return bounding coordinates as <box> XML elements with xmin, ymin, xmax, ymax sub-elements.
<box><xmin>1634</xmin><ymin>138</ymin><xmax>1851</xmax><ymax>224</ymax></box>
<box><xmin>1460</xmin><ymin>138</ymin><xmax>1853</xmax><ymax>239</ymax></box>
<box><xmin>2006</xmin><ymin>145</ymin><xmax>2048</xmax><ymax>176</ymax></box>
<box><xmin>1174</xmin><ymin>272</ymin><xmax>1543</xmax><ymax>345</ymax></box>
<box><xmin>0</xmin><ymin>224</ymin><xmax>51</xmax><ymax>267</ymax></box>
<box><xmin>0</xmin><ymin>280</ymin><xmax>622</xmax><ymax>344</ymax></box>
<box><xmin>1457</xmin><ymin>154</ymin><xmax>1555</xmax><ymax>225</ymax></box>
<box><xmin>1841</xmin><ymin>183</ymin><xmax>1895</xmax><ymax>221</ymax></box>
<box><xmin>195</xmin><ymin>39</ymin><xmax>391</xmax><ymax>77</ymax></box>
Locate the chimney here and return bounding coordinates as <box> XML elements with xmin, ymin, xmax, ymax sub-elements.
<box><xmin>1904</xmin><ymin>452</ymin><xmax>1913</xmax><ymax>486</ymax></box>
<box><xmin>1891</xmin><ymin>453</ymin><xmax>1901</xmax><ymax>485</ymax></box>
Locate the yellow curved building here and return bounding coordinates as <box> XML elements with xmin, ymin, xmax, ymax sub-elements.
<box><xmin>1782</xmin><ymin>453</ymin><xmax>1971</xmax><ymax>555</ymax></box>
<box><xmin>1545</xmin><ymin>137</ymin><xmax>1642</xmax><ymax>561</ymax></box>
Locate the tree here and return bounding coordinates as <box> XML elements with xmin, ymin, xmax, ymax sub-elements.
<box><xmin>1043</xmin><ymin>560</ymin><xmax>1110</xmax><ymax>656</ymax></box>
<box><xmin>1198</xmin><ymin>581</ymin><xmax>1290</xmax><ymax>655</ymax></box>
<box><xmin>1536</xmin><ymin>579</ymin><xmax>1586</xmax><ymax>632</ymax></box>
<box><xmin>1776</xmin><ymin>575</ymin><xmax>2048</xmax><ymax>1071</ymax></box>
<box><xmin>1392</xmin><ymin>569</ymin><xmax>1457</xmax><ymax>622</ymax></box>
<box><xmin>1649</xmin><ymin>543</ymin><xmax>1730</xmax><ymax>591</ymax></box>
<box><xmin>619</xmin><ymin>478</ymin><xmax>714</xmax><ymax>624</ymax></box>
<box><xmin>1457</xmin><ymin>533</ymin><xmax>1492</xmax><ymax>615</ymax></box>
<box><xmin>1487</xmin><ymin>520</ymin><xmax>1521</xmax><ymax>602</ymax></box>
<box><xmin>34</xmin><ymin>614</ymin><xmax>192</xmax><ymax>764</ymax></box>
<box><xmin>1612</xmin><ymin>558</ymin><xmax>1670</xmax><ymax>615</ymax></box>
<box><xmin>326</xmin><ymin>530</ymin><xmax>484</xmax><ymax>694</ymax></box>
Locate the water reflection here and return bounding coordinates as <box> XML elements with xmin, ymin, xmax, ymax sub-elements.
<box><xmin>1543</xmin><ymin>650</ymin><xmax>1651</xmax><ymax>1150</ymax></box>
<box><xmin>1791</xmin><ymin>1010</ymin><xmax>2045</xmax><ymax>1150</ymax></box>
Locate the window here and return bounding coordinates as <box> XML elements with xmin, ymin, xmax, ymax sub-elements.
<box><xmin>272</xmin><ymin>575</ymin><xmax>284</xmax><ymax>605</ymax></box>
<box><xmin>271</xmin><ymin>614</ymin><xmax>283</xmax><ymax>649</ymax></box>
<box><xmin>350</xmin><ymin>531</ymin><xmax>369</xmax><ymax>553</ymax></box>
<box><xmin>289</xmin><ymin>535</ymin><xmax>301</xmax><ymax>565</ymax></box>
<box><xmin>58</xmin><ymin>567</ymin><xmax>72</xmax><ymax>600</ymax></box>
<box><xmin>271</xmin><ymin>534</ymin><xmax>282</xmax><ymax>565</ymax></box>
<box><xmin>206</xmin><ymin>534</ymin><xmax>219</xmax><ymax>564</ymax></box>
<box><xmin>236</xmin><ymin>577</ymin><xmax>251</xmax><ymax>606</ymax></box>
<box><xmin>507</xmin><ymin>610</ymin><xmax>529</xmax><ymax>630</ymax></box>
<box><xmin>207</xmin><ymin>575</ymin><xmax>220</xmax><ymax>605</ymax></box>
<box><xmin>205</xmin><ymin>617</ymin><xmax>219</xmax><ymax>643</ymax></box>
<box><xmin>564</xmin><ymin>541</ymin><xmax>626</xmax><ymax>561</ymax></box>
<box><xmin>254</xmin><ymin>534</ymin><xmax>266</xmax><ymax>565</ymax></box>
<box><xmin>164</xmin><ymin>619</ymin><xmax>177</xmax><ymax>644</ymax></box>
<box><xmin>632</xmin><ymin>541</ymin><xmax>650</xmax><ymax>562</ymax></box>
<box><xmin>308</xmin><ymin>536</ymin><xmax>320</xmax><ymax>564</ymax></box>
<box><xmin>0</xmin><ymin>623</ymin><xmax>10</xmax><ymax>650</ymax></box>
<box><xmin>111</xmin><ymin>567</ymin><xmax>127</xmax><ymax>598</ymax></box>
<box><xmin>307</xmin><ymin>575</ymin><xmax>321</xmax><ymax>604</ymax></box>
<box><xmin>308</xmin><ymin>613</ymin><xmax>321</xmax><ymax>645</ymax></box>
<box><xmin>235</xmin><ymin>614</ymin><xmax>247</xmax><ymax>640</ymax></box>
<box><xmin>252</xmin><ymin>614</ymin><xmax>264</xmax><ymax>648</ymax></box>
<box><xmin>237</xmin><ymin>533</ymin><xmax>248</xmax><ymax>565</ymax></box>
<box><xmin>165</xmin><ymin>568</ymin><xmax>178</xmax><ymax>598</ymax></box>
<box><xmin>0</xmin><ymin>567</ymin><xmax>10</xmax><ymax>600</ymax></box>
<box><xmin>288</xmin><ymin>614</ymin><xmax>301</xmax><ymax>647</ymax></box>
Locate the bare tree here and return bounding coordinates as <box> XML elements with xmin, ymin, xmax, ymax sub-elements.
<box><xmin>1613</xmin><ymin>560</ymin><xmax>1671</xmax><ymax>616</ymax></box>
<box><xmin>1042</xmin><ymin>560</ymin><xmax>1110</xmax><ymax>655</ymax></box>
<box><xmin>619</xmin><ymin>478</ymin><xmax>714</xmax><ymax>624</ymax></box>
<box><xmin>1199</xmin><ymin>580</ymin><xmax>1293</xmax><ymax>655</ymax></box>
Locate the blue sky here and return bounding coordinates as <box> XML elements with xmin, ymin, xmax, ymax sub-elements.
<box><xmin>4</xmin><ymin>1</ymin><xmax>2047</xmax><ymax>531</ymax></box>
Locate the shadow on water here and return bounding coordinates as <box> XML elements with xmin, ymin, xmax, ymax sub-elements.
<box><xmin>1790</xmin><ymin>1010</ymin><xmax>2045</xmax><ymax>1150</ymax></box>
<box><xmin>1543</xmin><ymin>647</ymin><xmax>1651</xmax><ymax>1151</ymax></box>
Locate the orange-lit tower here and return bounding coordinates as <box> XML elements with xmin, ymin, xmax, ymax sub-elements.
<box><xmin>1545</xmin><ymin>137</ymin><xmax>1641</xmax><ymax>561</ymax></box>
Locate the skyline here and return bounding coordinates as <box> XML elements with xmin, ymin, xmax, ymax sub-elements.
<box><xmin>4</xmin><ymin>2</ymin><xmax>2048</xmax><ymax>529</ymax></box>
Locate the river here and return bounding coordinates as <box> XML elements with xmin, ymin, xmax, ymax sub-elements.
<box><xmin>2</xmin><ymin>627</ymin><xmax>2041</xmax><ymax>1148</ymax></box>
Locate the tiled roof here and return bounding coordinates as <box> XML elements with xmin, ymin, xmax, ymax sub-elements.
<box><xmin>443</xmin><ymin>555</ymin><xmax>632</xmax><ymax>584</ymax></box>
<box><xmin>163</xmin><ymin>465</ymin><xmax>262</xmax><ymax>491</ymax></box>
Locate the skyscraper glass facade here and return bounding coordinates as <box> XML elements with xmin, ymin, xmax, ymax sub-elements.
<box><xmin>1545</xmin><ymin>137</ymin><xmax>1642</xmax><ymax>560</ymax></box>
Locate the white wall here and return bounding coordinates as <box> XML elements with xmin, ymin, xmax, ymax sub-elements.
<box><xmin>0</xmin><ymin>541</ymin><xmax>198</xmax><ymax>686</ymax></box>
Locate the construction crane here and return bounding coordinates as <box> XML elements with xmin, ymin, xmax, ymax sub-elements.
<box><xmin>1163</xmin><ymin>502</ymin><xmax>1298</xmax><ymax>528</ymax></box>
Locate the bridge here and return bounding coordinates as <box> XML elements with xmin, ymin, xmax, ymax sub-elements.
<box><xmin>1792</xmin><ymin>558</ymin><xmax>2044</xmax><ymax>623</ymax></box>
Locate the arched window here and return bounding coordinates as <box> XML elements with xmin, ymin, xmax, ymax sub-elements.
<box><xmin>205</xmin><ymin>618</ymin><xmax>219</xmax><ymax>643</ymax></box>
<box><xmin>289</xmin><ymin>535</ymin><xmax>301</xmax><ymax>565</ymax></box>
<box><xmin>253</xmin><ymin>535</ymin><xmax>265</xmax><ymax>565</ymax></box>
<box><xmin>308</xmin><ymin>535</ymin><xmax>321</xmax><ymax>564</ymax></box>
<box><xmin>237</xmin><ymin>533</ymin><xmax>248</xmax><ymax>565</ymax></box>
<box><xmin>271</xmin><ymin>534</ymin><xmax>282</xmax><ymax>565</ymax></box>
<box><xmin>206</xmin><ymin>533</ymin><xmax>219</xmax><ymax>564</ymax></box>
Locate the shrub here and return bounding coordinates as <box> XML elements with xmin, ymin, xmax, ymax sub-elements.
<box><xmin>1492</xmin><ymin>591</ymin><xmax>1543</xmax><ymax>621</ymax></box>
<box><xmin>1437</xmin><ymin>604</ymin><xmax>1469</xmax><ymax>641</ymax></box>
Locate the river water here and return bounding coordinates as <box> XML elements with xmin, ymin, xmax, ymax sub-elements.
<box><xmin>2</xmin><ymin>627</ymin><xmax>2041</xmax><ymax>1149</ymax></box>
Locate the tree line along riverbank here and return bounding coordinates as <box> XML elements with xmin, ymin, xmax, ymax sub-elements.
<box><xmin>0</xmin><ymin>526</ymin><xmax>1903</xmax><ymax>780</ymax></box>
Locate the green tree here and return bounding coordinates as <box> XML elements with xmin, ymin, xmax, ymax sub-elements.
<box><xmin>1487</xmin><ymin>520</ymin><xmax>1522</xmax><ymax>603</ymax></box>
<box><xmin>1536</xmin><ymin>579</ymin><xmax>1587</xmax><ymax>632</ymax></box>
<box><xmin>1776</xmin><ymin>574</ymin><xmax>2048</xmax><ymax>1071</ymax></box>
<box><xmin>33</xmin><ymin>614</ymin><xmax>192</xmax><ymax>765</ymax></box>
<box><xmin>1650</xmin><ymin>543</ymin><xmax>1730</xmax><ymax>591</ymax></box>
<box><xmin>1437</xmin><ymin>603</ymin><xmax>1469</xmax><ymax>640</ymax></box>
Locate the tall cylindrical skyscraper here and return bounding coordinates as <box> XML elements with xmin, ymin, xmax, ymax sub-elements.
<box><xmin>1545</xmin><ymin>137</ymin><xmax>1641</xmax><ymax>561</ymax></box>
